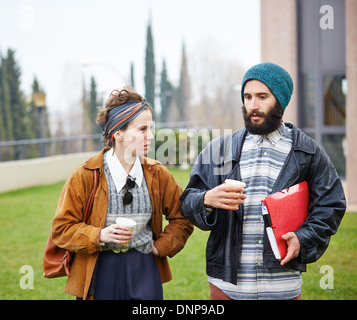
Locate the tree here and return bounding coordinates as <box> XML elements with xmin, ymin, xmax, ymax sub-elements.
<box><xmin>130</xmin><ymin>62</ymin><xmax>135</xmax><ymax>89</ymax></box>
<box><xmin>0</xmin><ymin>49</ymin><xmax>41</xmax><ymax>159</ymax></box>
<box><xmin>159</xmin><ymin>59</ymin><xmax>173</xmax><ymax>123</ymax></box>
<box><xmin>89</xmin><ymin>76</ymin><xmax>100</xmax><ymax>133</ymax></box>
<box><xmin>189</xmin><ymin>39</ymin><xmax>245</xmax><ymax>130</ymax></box>
<box><xmin>177</xmin><ymin>42</ymin><xmax>191</xmax><ymax>122</ymax></box>
<box><xmin>82</xmin><ymin>76</ymin><xmax>100</xmax><ymax>135</ymax></box>
<box><xmin>144</xmin><ymin>19</ymin><xmax>156</xmax><ymax>114</ymax></box>
<box><xmin>0</xmin><ymin>54</ymin><xmax>13</xmax><ymax>142</ymax></box>
<box><xmin>52</xmin><ymin>114</ymin><xmax>66</xmax><ymax>156</ymax></box>
<box><xmin>81</xmin><ymin>80</ymin><xmax>90</xmax><ymax>135</ymax></box>
<box><xmin>30</xmin><ymin>76</ymin><xmax>50</xmax><ymax>139</ymax></box>
<box><xmin>5</xmin><ymin>49</ymin><xmax>32</xmax><ymax>141</ymax></box>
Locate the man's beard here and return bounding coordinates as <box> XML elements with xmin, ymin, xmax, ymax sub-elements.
<box><xmin>242</xmin><ymin>102</ymin><xmax>283</xmax><ymax>135</ymax></box>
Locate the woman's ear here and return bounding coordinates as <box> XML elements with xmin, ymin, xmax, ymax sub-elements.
<box><xmin>113</xmin><ymin>130</ymin><xmax>124</xmax><ymax>142</ymax></box>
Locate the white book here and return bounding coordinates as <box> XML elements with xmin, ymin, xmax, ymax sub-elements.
<box><xmin>261</xmin><ymin>203</ymin><xmax>281</xmax><ymax>260</ymax></box>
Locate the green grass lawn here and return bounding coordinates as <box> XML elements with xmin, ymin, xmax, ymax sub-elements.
<box><xmin>0</xmin><ymin>168</ymin><xmax>356</xmax><ymax>300</ymax></box>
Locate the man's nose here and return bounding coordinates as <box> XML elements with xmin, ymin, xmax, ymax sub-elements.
<box><xmin>249</xmin><ymin>98</ymin><xmax>259</xmax><ymax>111</ymax></box>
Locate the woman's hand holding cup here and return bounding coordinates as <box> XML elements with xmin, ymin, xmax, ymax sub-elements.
<box><xmin>99</xmin><ymin>217</ymin><xmax>135</xmax><ymax>245</ymax></box>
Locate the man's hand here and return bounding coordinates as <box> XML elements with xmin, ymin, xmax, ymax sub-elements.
<box><xmin>204</xmin><ymin>184</ymin><xmax>246</xmax><ymax>211</ymax></box>
<box><xmin>280</xmin><ymin>232</ymin><xmax>301</xmax><ymax>265</ymax></box>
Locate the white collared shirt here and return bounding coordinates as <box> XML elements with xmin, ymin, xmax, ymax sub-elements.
<box><xmin>105</xmin><ymin>149</ymin><xmax>143</xmax><ymax>193</ymax></box>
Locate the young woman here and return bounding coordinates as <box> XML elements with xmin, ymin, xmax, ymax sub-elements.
<box><xmin>51</xmin><ymin>87</ymin><xmax>193</xmax><ymax>300</ymax></box>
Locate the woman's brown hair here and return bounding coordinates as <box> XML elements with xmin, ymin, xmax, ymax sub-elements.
<box><xmin>97</xmin><ymin>86</ymin><xmax>153</xmax><ymax>147</ymax></box>
<box><xmin>96</xmin><ymin>86</ymin><xmax>153</xmax><ymax>125</ymax></box>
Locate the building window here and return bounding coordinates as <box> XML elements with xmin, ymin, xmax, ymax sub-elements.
<box><xmin>323</xmin><ymin>75</ymin><xmax>346</xmax><ymax>126</ymax></box>
<box><xmin>322</xmin><ymin>134</ymin><xmax>346</xmax><ymax>177</ymax></box>
<box><xmin>301</xmin><ymin>74</ymin><xmax>316</xmax><ymax>128</ymax></box>
<box><xmin>297</xmin><ymin>0</ymin><xmax>346</xmax><ymax>178</ymax></box>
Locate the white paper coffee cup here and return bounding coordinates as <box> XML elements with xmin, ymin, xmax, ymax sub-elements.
<box><xmin>225</xmin><ymin>179</ymin><xmax>246</xmax><ymax>190</ymax></box>
<box><xmin>225</xmin><ymin>179</ymin><xmax>246</xmax><ymax>209</ymax></box>
<box><xmin>115</xmin><ymin>217</ymin><xmax>136</xmax><ymax>245</ymax></box>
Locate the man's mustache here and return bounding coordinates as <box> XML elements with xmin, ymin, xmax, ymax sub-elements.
<box><xmin>248</xmin><ymin>111</ymin><xmax>266</xmax><ymax>118</ymax></box>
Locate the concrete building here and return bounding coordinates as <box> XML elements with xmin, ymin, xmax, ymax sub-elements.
<box><xmin>261</xmin><ymin>0</ymin><xmax>356</xmax><ymax>209</ymax></box>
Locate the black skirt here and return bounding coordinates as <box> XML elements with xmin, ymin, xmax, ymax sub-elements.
<box><xmin>93</xmin><ymin>250</ymin><xmax>163</xmax><ymax>300</ymax></box>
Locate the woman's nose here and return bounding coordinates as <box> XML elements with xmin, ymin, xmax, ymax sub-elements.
<box><xmin>147</xmin><ymin>129</ymin><xmax>154</xmax><ymax>141</ymax></box>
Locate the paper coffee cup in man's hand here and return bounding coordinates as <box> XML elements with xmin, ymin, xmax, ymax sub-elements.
<box><xmin>225</xmin><ymin>179</ymin><xmax>246</xmax><ymax>209</ymax></box>
<box><xmin>115</xmin><ymin>217</ymin><xmax>136</xmax><ymax>245</ymax></box>
<box><xmin>225</xmin><ymin>179</ymin><xmax>246</xmax><ymax>192</ymax></box>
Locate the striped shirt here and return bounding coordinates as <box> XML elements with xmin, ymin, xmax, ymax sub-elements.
<box><xmin>209</xmin><ymin>123</ymin><xmax>302</xmax><ymax>300</ymax></box>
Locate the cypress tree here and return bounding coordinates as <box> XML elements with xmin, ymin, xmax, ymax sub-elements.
<box><xmin>0</xmin><ymin>56</ymin><xmax>15</xmax><ymax>160</ymax></box>
<box><xmin>144</xmin><ymin>19</ymin><xmax>155</xmax><ymax>114</ymax></box>
<box><xmin>177</xmin><ymin>42</ymin><xmax>191</xmax><ymax>122</ymax></box>
<box><xmin>160</xmin><ymin>60</ymin><xmax>173</xmax><ymax>123</ymax></box>
<box><xmin>5</xmin><ymin>49</ymin><xmax>32</xmax><ymax>141</ymax></box>
<box><xmin>130</xmin><ymin>62</ymin><xmax>135</xmax><ymax>89</ymax></box>
<box><xmin>0</xmin><ymin>75</ymin><xmax>5</xmax><ymax>142</ymax></box>
<box><xmin>89</xmin><ymin>76</ymin><xmax>100</xmax><ymax>133</ymax></box>
<box><xmin>0</xmin><ymin>55</ymin><xmax>14</xmax><ymax>141</ymax></box>
<box><xmin>81</xmin><ymin>80</ymin><xmax>90</xmax><ymax>135</ymax></box>
<box><xmin>82</xmin><ymin>76</ymin><xmax>100</xmax><ymax>136</ymax></box>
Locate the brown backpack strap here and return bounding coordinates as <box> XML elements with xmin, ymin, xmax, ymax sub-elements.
<box><xmin>83</xmin><ymin>169</ymin><xmax>99</xmax><ymax>223</ymax></box>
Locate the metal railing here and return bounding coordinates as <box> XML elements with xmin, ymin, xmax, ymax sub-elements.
<box><xmin>0</xmin><ymin>121</ymin><xmax>212</xmax><ymax>162</ymax></box>
<box><xmin>0</xmin><ymin>134</ymin><xmax>102</xmax><ymax>161</ymax></box>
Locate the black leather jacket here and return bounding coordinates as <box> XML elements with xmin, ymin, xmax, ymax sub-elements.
<box><xmin>180</xmin><ymin>123</ymin><xmax>346</xmax><ymax>285</ymax></box>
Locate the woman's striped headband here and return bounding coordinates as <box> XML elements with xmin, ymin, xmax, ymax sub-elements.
<box><xmin>100</xmin><ymin>100</ymin><xmax>148</xmax><ymax>147</ymax></box>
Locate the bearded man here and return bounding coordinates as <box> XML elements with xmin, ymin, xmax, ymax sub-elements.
<box><xmin>180</xmin><ymin>62</ymin><xmax>346</xmax><ymax>300</ymax></box>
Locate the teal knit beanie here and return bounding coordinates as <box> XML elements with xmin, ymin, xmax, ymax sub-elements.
<box><xmin>241</xmin><ymin>62</ymin><xmax>293</xmax><ymax>113</ymax></box>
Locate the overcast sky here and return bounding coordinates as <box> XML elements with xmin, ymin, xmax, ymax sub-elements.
<box><xmin>0</xmin><ymin>0</ymin><xmax>261</xmax><ymax>118</ymax></box>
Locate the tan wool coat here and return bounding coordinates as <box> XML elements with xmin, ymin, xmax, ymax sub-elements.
<box><xmin>51</xmin><ymin>148</ymin><xmax>193</xmax><ymax>299</ymax></box>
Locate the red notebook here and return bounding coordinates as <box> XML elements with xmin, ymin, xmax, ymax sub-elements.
<box><xmin>261</xmin><ymin>181</ymin><xmax>309</xmax><ymax>260</ymax></box>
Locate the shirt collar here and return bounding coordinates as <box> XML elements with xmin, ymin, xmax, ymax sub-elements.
<box><xmin>251</xmin><ymin>122</ymin><xmax>287</xmax><ymax>146</ymax></box>
<box><xmin>105</xmin><ymin>149</ymin><xmax>143</xmax><ymax>193</ymax></box>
